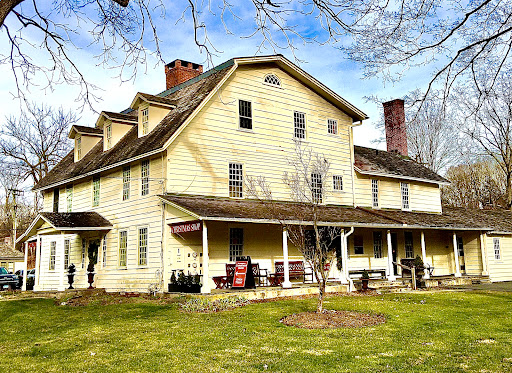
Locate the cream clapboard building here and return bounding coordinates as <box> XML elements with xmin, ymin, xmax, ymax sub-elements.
<box><xmin>17</xmin><ymin>55</ymin><xmax>512</xmax><ymax>293</ymax></box>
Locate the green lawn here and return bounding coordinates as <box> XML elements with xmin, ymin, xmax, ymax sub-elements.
<box><xmin>1</xmin><ymin>291</ymin><xmax>512</xmax><ymax>372</ymax></box>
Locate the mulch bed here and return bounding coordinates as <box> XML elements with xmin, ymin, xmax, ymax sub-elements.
<box><xmin>280</xmin><ymin>310</ymin><xmax>386</xmax><ymax>329</ymax></box>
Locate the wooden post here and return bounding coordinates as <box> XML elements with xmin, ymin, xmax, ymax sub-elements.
<box><xmin>338</xmin><ymin>230</ymin><xmax>347</xmax><ymax>284</ymax></box>
<box><xmin>59</xmin><ymin>233</ymin><xmax>65</xmax><ymax>291</ymax></box>
<box><xmin>453</xmin><ymin>232</ymin><xmax>461</xmax><ymax>277</ymax></box>
<box><xmin>386</xmin><ymin>230</ymin><xmax>396</xmax><ymax>281</ymax></box>
<box><xmin>421</xmin><ymin>231</ymin><xmax>430</xmax><ymax>279</ymax></box>
<box><xmin>22</xmin><ymin>242</ymin><xmax>28</xmax><ymax>291</ymax></box>
<box><xmin>35</xmin><ymin>235</ymin><xmax>41</xmax><ymax>290</ymax></box>
<box><xmin>282</xmin><ymin>228</ymin><xmax>292</xmax><ymax>288</ymax></box>
<box><xmin>201</xmin><ymin>221</ymin><xmax>210</xmax><ymax>293</ymax></box>
<box><xmin>479</xmin><ymin>233</ymin><xmax>489</xmax><ymax>276</ymax></box>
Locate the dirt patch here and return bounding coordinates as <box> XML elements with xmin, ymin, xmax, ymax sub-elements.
<box><xmin>60</xmin><ymin>291</ymin><xmax>185</xmax><ymax>307</ymax></box>
<box><xmin>280</xmin><ymin>310</ymin><xmax>386</xmax><ymax>329</ymax></box>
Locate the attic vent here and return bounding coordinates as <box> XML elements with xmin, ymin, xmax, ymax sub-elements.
<box><xmin>264</xmin><ymin>74</ymin><xmax>281</xmax><ymax>87</ymax></box>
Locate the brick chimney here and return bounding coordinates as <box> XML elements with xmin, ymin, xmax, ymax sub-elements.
<box><xmin>383</xmin><ymin>99</ymin><xmax>408</xmax><ymax>156</ymax></box>
<box><xmin>164</xmin><ymin>59</ymin><xmax>203</xmax><ymax>90</ymax></box>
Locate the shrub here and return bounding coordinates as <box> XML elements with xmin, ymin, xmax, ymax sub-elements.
<box><xmin>180</xmin><ymin>296</ymin><xmax>250</xmax><ymax>313</ymax></box>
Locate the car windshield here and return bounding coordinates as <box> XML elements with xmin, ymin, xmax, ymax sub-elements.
<box><xmin>0</xmin><ymin>267</ymin><xmax>8</xmax><ymax>275</ymax></box>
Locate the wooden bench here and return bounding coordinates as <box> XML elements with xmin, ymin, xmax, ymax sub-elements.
<box><xmin>400</xmin><ymin>259</ymin><xmax>434</xmax><ymax>277</ymax></box>
<box><xmin>273</xmin><ymin>261</ymin><xmax>314</xmax><ymax>284</ymax></box>
<box><xmin>349</xmin><ymin>269</ymin><xmax>386</xmax><ymax>279</ymax></box>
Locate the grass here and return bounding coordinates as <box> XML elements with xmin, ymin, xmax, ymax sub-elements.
<box><xmin>1</xmin><ymin>290</ymin><xmax>512</xmax><ymax>372</ymax></box>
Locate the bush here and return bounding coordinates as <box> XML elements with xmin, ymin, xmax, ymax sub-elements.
<box><xmin>180</xmin><ymin>296</ymin><xmax>250</xmax><ymax>313</ymax></box>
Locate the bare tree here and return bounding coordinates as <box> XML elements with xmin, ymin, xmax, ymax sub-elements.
<box><xmin>247</xmin><ymin>141</ymin><xmax>340</xmax><ymax>313</ymax></box>
<box><xmin>454</xmin><ymin>74</ymin><xmax>512</xmax><ymax>208</ymax></box>
<box><xmin>442</xmin><ymin>159</ymin><xmax>505</xmax><ymax>208</ymax></box>
<box><xmin>0</xmin><ymin>103</ymin><xmax>77</xmax><ymax>205</ymax></box>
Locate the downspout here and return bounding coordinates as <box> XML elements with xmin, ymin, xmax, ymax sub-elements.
<box><xmin>349</xmin><ymin>126</ymin><xmax>356</xmax><ymax>207</ymax></box>
<box><xmin>344</xmin><ymin>227</ymin><xmax>355</xmax><ymax>292</ymax></box>
<box><xmin>160</xmin><ymin>151</ymin><xmax>166</xmax><ymax>292</ymax></box>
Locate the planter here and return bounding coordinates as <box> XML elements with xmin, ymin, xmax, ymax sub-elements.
<box><xmin>67</xmin><ymin>274</ymin><xmax>75</xmax><ymax>289</ymax></box>
<box><xmin>168</xmin><ymin>283</ymin><xmax>201</xmax><ymax>293</ymax></box>
<box><xmin>87</xmin><ymin>273</ymin><xmax>95</xmax><ymax>289</ymax></box>
<box><xmin>361</xmin><ymin>278</ymin><xmax>369</xmax><ymax>291</ymax></box>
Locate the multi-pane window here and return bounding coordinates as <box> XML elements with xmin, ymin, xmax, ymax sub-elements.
<box><xmin>457</xmin><ymin>236</ymin><xmax>464</xmax><ymax>257</ymax></box>
<box><xmin>66</xmin><ymin>185</ymin><xmax>73</xmax><ymax>212</ymax></box>
<box><xmin>76</xmin><ymin>135</ymin><xmax>82</xmax><ymax>160</ymax></box>
<box><xmin>229</xmin><ymin>228</ymin><xmax>243</xmax><ymax>261</ymax></box>
<box><xmin>372</xmin><ymin>179</ymin><xmax>379</xmax><ymax>208</ymax></box>
<box><xmin>141</xmin><ymin>160</ymin><xmax>149</xmax><ymax>196</ymax></box>
<box><xmin>373</xmin><ymin>232</ymin><xmax>383</xmax><ymax>258</ymax></box>
<box><xmin>92</xmin><ymin>176</ymin><xmax>100</xmax><ymax>207</ymax></box>
<box><xmin>102</xmin><ymin>235</ymin><xmax>107</xmax><ymax>267</ymax></box>
<box><xmin>401</xmin><ymin>182</ymin><xmax>410</xmax><ymax>210</ymax></box>
<box><xmin>264</xmin><ymin>74</ymin><xmax>281</xmax><ymax>87</ymax></box>
<box><xmin>119</xmin><ymin>231</ymin><xmax>127</xmax><ymax>267</ymax></box>
<box><xmin>81</xmin><ymin>239</ymin><xmax>87</xmax><ymax>269</ymax></box>
<box><xmin>49</xmin><ymin>241</ymin><xmax>56</xmax><ymax>270</ymax></box>
<box><xmin>106</xmin><ymin>124</ymin><xmax>112</xmax><ymax>149</ymax></box>
<box><xmin>239</xmin><ymin>100</ymin><xmax>252</xmax><ymax>130</ymax></box>
<box><xmin>354</xmin><ymin>235</ymin><xmax>364</xmax><ymax>255</ymax></box>
<box><xmin>327</xmin><ymin>119</ymin><xmax>338</xmax><ymax>135</ymax></box>
<box><xmin>493</xmin><ymin>238</ymin><xmax>501</xmax><ymax>260</ymax></box>
<box><xmin>138</xmin><ymin>227</ymin><xmax>148</xmax><ymax>266</ymax></box>
<box><xmin>122</xmin><ymin>166</ymin><xmax>131</xmax><ymax>200</ymax></box>
<box><xmin>142</xmin><ymin>107</ymin><xmax>149</xmax><ymax>135</ymax></box>
<box><xmin>311</xmin><ymin>173</ymin><xmax>323</xmax><ymax>203</ymax></box>
<box><xmin>294</xmin><ymin>111</ymin><xmax>306</xmax><ymax>139</ymax></box>
<box><xmin>404</xmin><ymin>232</ymin><xmax>414</xmax><ymax>258</ymax></box>
<box><xmin>229</xmin><ymin>163</ymin><xmax>243</xmax><ymax>198</ymax></box>
<box><xmin>64</xmin><ymin>239</ymin><xmax>70</xmax><ymax>270</ymax></box>
<box><xmin>53</xmin><ymin>188</ymin><xmax>59</xmax><ymax>212</ymax></box>
<box><xmin>333</xmin><ymin>175</ymin><xmax>343</xmax><ymax>191</ymax></box>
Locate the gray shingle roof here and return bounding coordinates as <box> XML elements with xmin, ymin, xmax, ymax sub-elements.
<box><xmin>354</xmin><ymin>146</ymin><xmax>449</xmax><ymax>184</ymax></box>
<box><xmin>0</xmin><ymin>244</ymin><xmax>24</xmax><ymax>259</ymax></box>
<box><xmin>71</xmin><ymin>125</ymin><xmax>104</xmax><ymax>135</ymax></box>
<box><xmin>41</xmin><ymin>212</ymin><xmax>112</xmax><ymax>228</ymax></box>
<box><xmin>34</xmin><ymin>65</ymin><xmax>233</xmax><ymax>191</ymax></box>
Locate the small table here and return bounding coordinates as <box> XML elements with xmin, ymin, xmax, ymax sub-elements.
<box><xmin>212</xmin><ymin>276</ymin><xmax>230</xmax><ymax>289</ymax></box>
<box><xmin>268</xmin><ymin>274</ymin><xmax>283</xmax><ymax>287</ymax></box>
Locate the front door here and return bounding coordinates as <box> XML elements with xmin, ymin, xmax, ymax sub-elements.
<box><xmin>457</xmin><ymin>236</ymin><xmax>465</xmax><ymax>273</ymax></box>
<box><xmin>88</xmin><ymin>240</ymin><xmax>100</xmax><ymax>272</ymax></box>
<box><xmin>391</xmin><ymin>233</ymin><xmax>398</xmax><ymax>275</ymax></box>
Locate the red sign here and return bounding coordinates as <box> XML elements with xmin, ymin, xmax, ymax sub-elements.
<box><xmin>170</xmin><ymin>221</ymin><xmax>202</xmax><ymax>234</ymax></box>
<box><xmin>232</xmin><ymin>261</ymin><xmax>248</xmax><ymax>288</ymax></box>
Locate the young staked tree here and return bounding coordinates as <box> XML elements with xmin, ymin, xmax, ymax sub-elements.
<box><xmin>0</xmin><ymin>103</ymin><xmax>77</xmax><ymax>207</ymax></box>
<box><xmin>247</xmin><ymin>141</ymin><xmax>340</xmax><ymax>313</ymax></box>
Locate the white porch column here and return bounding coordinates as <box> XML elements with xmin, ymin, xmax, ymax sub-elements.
<box><xmin>22</xmin><ymin>242</ymin><xmax>28</xmax><ymax>291</ymax></box>
<box><xmin>58</xmin><ymin>233</ymin><xmax>66</xmax><ymax>291</ymax></box>
<box><xmin>452</xmin><ymin>232</ymin><xmax>462</xmax><ymax>277</ymax></box>
<box><xmin>201</xmin><ymin>221</ymin><xmax>210</xmax><ymax>294</ymax></box>
<box><xmin>282</xmin><ymin>228</ymin><xmax>292</xmax><ymax>288</ymax></box>
<box><xmin>338</xmin><ymin>230</ymin><xmax>348</xmax><ymax>284</ymax></box>
<box><xmin>386</xmin><ymin>230</ymin><xmax>396</xmax><ymax>281</ymax></box>
<box><xmin>421</xmin><ymin>231</ymin><xmax>430</xmax><ymax>279</ymax></box>
<box><xmin>34</xmin><ymin>235</ymin><xmax>41</xmax><ymax>290</ymax></box>
<box><xmin>479</xmin><ymin>232</ymin><xmax>489</xmax><ymax>276</ymax></box>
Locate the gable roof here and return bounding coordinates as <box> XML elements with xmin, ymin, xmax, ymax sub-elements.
<box><xmin>0</xmin><ymin>245</ymin><xmax>24</xmax><ymax>259</ymax></box>
<box><xmin>354</xmin><ymin>146</ymin><xmax>449</xmax><ymax>185</ymax></box>
<box><xmin>69</xmin><ymin>125</ymin><xmax>104</xmax><ymax>139</ymax></box>
<box><xmin>130</xmin><ymin>92</ymin><xmax>178</xmax><ymax>109</ymax></box>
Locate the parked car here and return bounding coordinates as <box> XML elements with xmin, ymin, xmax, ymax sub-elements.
<box><xmin>0</xmin><ymin>267</ymin><xmax>18</xmax><ymax>290</ymax></box>
<box><xmin>14</xmin><ymin>269</ymin><xmax>35</xmax><ymax>290</ymax></box>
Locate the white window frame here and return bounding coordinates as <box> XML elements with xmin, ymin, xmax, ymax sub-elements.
<box><xmin>106</xmin><ymin>124</ymin><xmax>112</xmax><ymax>149</ymax></box>
<box><xmin>76</xmin><ymin>135</ymin><xmax>82</xmax><ymax>160</ymax></box>
<box><xmin>327</xmin><ymin>119</ymin><xmax>338</xmax><ymax>135</ymax></box>
<box><xmin>229</xmin><ymin>227</ymin><xmax>244</xmax><ymax>262</ymax></box>
<box><xmin>294</xmin><ymin>111</ymin><xmax>306</xmax><ymax>140</ymax></box>
<box><xmin>64</xmin><ymin>239</ymin><xmax>70</xmax><ymax>270</ymax></box>
<box><xmin>229</xmin><ymin>162</ymin><xmax>243</xmax><ymax>198</ymax></box>
<box><xmin>49</xmin><ymin>241</ymin><xmax>56</xmax><ymax>271</ymax></box>
<box><xmin>102</xmin><ymin>235</ymin><xmax>107</xmax><ymax>268</ymax></box>
<box><xmin>66</xmin><ymin>185</ymin><xmax>73</xmax><ymax>212</ymax></box>
<box><xmin>141</xmin><ymin>107</ymin><xmax>149</xmax><ymax>135</ymax></box>
<box><xmin>404</xmin><ymin>232</ymin><xmax>414</xmax><ymax>258</ymax></box>
<box><xmin>333</xmin><ymin>175</ymin><xmax>343</xmax><ymax>191</ymax></box>
<box><xmin>119</xmin><ymin>230</ymin><xmax>128</xmax><ymax>268</ymax></box>
<box><xmin>372</xmin><ymin>179</ymin><xmax>379</xmax><ymax>208</ymax></box>
<box><xmin>141</xmin><ymin>160</ymin><xmax>149</xmax><ymax>196</ymax></box>
<box><xmin>238</xmin><ymin>99</ymin><xmax>253</xmax><ymax>130</ymax></box>
<box><xmin>138</xmin><ymin>226</ymin><xmax>148</xmax><ymax>266</ymax></box>
<box><xmin>263</xmin><ymin>74</ymin><xmax>282</xmax><ymax>87</ymax></box>
<box><xmin>401</xmin><ymin>182</ymin><xmax>410</xmax><ymax>210</ymax></box>
<box><xmin>122</xmin><ymin>166</ymin><xmax>131</xmax><ymax>200</ymax></box>
<box><xmin>493</xmin><ymin>237</ymin><xmax>501</xmax><ymax>260</ymax></box>
<box><xmin>81</xmin><ymin>238</ymin><xmax>87</xmax><ymax>269</ymax></box>
<box><xmin>311</xmin><ymin>173</ymin><xmax>323</xmax><ymax>203</ymax></box>
<box><xmin>92</xmin><ymin>176</ymin><xmax>100</xmax><ymax>207</ymax></box>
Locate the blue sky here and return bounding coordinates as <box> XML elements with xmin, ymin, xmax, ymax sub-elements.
<box><xmin>0</xmin><ymin>1</ymin><xmax>435</xmax><ymax>150</ymax></box>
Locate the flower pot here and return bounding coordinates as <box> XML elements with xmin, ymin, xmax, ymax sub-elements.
<box><xmin>168</xmin><ymin>283</ymin><xmax>182</xmax><ymax>293</ymax></box>
<box><xmin>67</xmin><ymin>274</ymin><xmax>75</xmax><ymax>290</ymax></box>
<box><xmin>87</xmin><ymin>273</ymin><xmax>95</xmax><ymax>289</ymax></box>
<box><xmin>361</xmin><ymin>278</ymin><xmax>369</xmax><ymax>291</ymax></box>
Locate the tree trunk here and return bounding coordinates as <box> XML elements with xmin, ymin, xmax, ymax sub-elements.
<box><xmin>507</xmin><ymin>173</ymin><xmax>512</xmax><ymax>210</ymax></box>
<box><xmin>316</xmin><ymin>278</ymin><xmax>326</xmax><ymax>313</ymax></box>
<box><xmin>0</xmin><ymin>0</ymin><xmax>24</xmax><ymax>28</ymax></box>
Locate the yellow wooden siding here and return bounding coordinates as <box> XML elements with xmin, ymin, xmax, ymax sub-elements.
<box><xmin>354</xmin><ymin>173</ymin><xmax>442</xmax><ymax>212</ymax></box>
<box><xmin>139</xmin><ymin>104</ymin><xmax>170</xmax><ymax>137</ymax></box>
<box><xmin>486</xmin><ymin>235</ymin><xmax>512</xmax><ymax>282</ymax></box>
<box><xmin>165</xmin><ymin>65</ymin><xmax>355</xmax><ymax>205</ymax></box>
<box><xmin>75</xmin><ymin>135</ymin><xmax>101</xmax><ymax>162</ymax></box>
<box><xmin>458</xmin><ymin>233</ymin><xmax>483</xmax><ymax>275</ymax></box>
<box><xmin>103</xmin><ymin>120</ymin><xmax>134</xmax><ymax>151</ymax></box>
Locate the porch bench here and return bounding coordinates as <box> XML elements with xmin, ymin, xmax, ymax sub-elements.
<box><xmin>273</xmin><ymin>261</ymin><xmax>314</xmax><ymax>284</ymax></box>
<box><xmin>349</xmin><ymin>269</ymin><xmax>386</xmax><ymax>279</ymax></box>
<box><xmin>225</xmin><ymin>263</ymin><xmax>268</xmax><ymax>287</ymax></box>
<box><xmin>400</xmin><ymin>259</ymin><xmax>434</xmax><ymax>277</ymax></box>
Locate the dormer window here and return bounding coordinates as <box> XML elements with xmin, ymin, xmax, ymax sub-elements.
<box><xmin>264</xmin><ymin>74</ymin><xmax>281</xmax><ymax>87</ymax></box>
<box><xmin>76</xmin><ymin>135</ymin><xmax>82</xmax><ymax>160</ymax></box>
<box><xmin>142</xmin><ymin>107</ymin><xmax>149</xmax><ymax>135</ymax></box>
<box><xmin>106</xmin><ymin>124</ymin><xmax>112</xmax><ymax>149</ymax></box>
